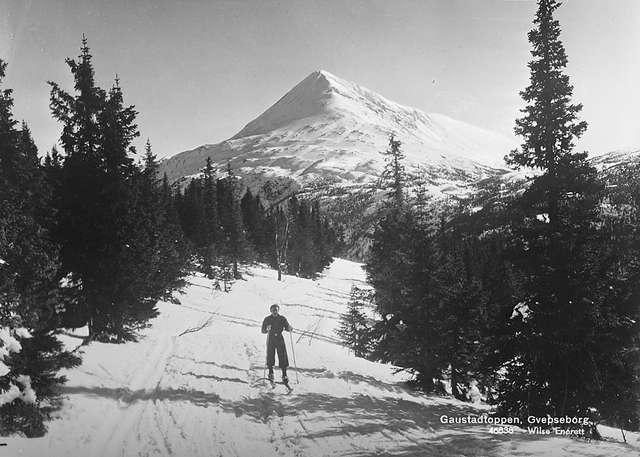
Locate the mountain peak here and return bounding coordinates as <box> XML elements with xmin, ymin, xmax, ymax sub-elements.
<box><xmin>311</xmin><ymin>69</ymin><xmax>341</xmax><ymax>83</ymax></box>
<box><xmin>233</xmin><ymin>69</ymin><xmax>437</xmax><ymax>141</ymax></box>
<box><xmin>232</xmin><ymin>70</ymin><xmax>341</xmax><ymax>139</ymax></box>
<box><xmin>305</xmin><ymin>69</ymin><xmax>340</xmax><ymax>82</ymax></box>
<box><xmin>296</xmin><ymin>69</ymin><xmax>335</xmax><ymax>93</ymax></box>
<box><xmin>227</xmin><ymin>69</ymin><xmax>515</xmax><ymax>167</ymax></box>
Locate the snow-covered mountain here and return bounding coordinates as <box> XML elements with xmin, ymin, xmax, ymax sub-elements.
<box><xmin>160</xmin><ymin>70</ymin><xmax>516</xmax><ymax>191</ymax></box>
<box><xmin>590</xmin><ymin>148</ymin><xmax>640</xmax><ymax>172</ymax></box>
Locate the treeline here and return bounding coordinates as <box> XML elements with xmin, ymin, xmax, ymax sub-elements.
<box><xmin>341</xmin><ymin>0</ymin><xmax>639</xmax><ymax>436</ymax></box>
<box><xmin>173</xmin><ymin>162</ymin><xmax>338</xmax><ymax>282</ymax></box>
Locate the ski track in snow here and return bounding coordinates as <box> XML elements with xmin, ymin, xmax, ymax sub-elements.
<box><xmin>4</xmin><ymin>259</ymin><xmax>639</xmax><ymax>457</ymax></box>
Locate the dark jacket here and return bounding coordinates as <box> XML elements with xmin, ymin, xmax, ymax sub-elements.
<box><xmin>261</xmin><ymin>314</ymin><xmax>292</xmax><ymax>338</ymax></box>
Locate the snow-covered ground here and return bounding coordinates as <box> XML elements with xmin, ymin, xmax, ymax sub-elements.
<box><xmin>3</xmin><ymin>259</ymin><xmax>638</xmax><ymax>456</ymax></box>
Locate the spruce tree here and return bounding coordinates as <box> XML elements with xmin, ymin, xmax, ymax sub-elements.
<box><xmin>113</xmin><ymin>140</ymin><xmax>187</xmax><ymax>330</ymax></box>
<box><xmin>158</xmin><ymin>173</ymin><xmax>189</xmax><ymax>293</ymax></box>
<box><xmin>180</xmin><ymin>179</ymin><xmax>205</xmax><ymax>246</ymax></box>
<box><xmin>367</xmin><ymin>209</ymin><xmax>432</xmax><ymax>380</ymax></box>
<box><xmin>48</xmin><ymin>37</ymin><xmax>107</xmax><ymax>336</ymax></box>
<box><xmin>201</xmin><ymin>158</ymin><xmax>221</xmax><ymax>275</ymax></box>
<box><xmin>48</xmin><ymin>39</ymin><xmax>184</xmax><ymax>341</ymax></box>
<box><xmin>366</xmin><ymin>134</ymin><xmax>426</xmax><ymax>383</ymax></box>
<box><xmin>337</xmin><ymin>286</ymin><xmax>375</xmax><ymax>358</ymax></box>
<box><xmin>588</xmin><ymin>162</ymin><xmax>640</xmax><ymax>432</ymax></box>
<box><xmin>500</xmin><ymin>0</ymin><xmax>583</xmax><ymax>417</ymax></box>
<box><xmin>100</xmin><ymin>78</ymin><xmax>138</xmax><ymax>176</ymax></box>
<box><xmin>91</xmin><ymin>78</ymin><xmax>146</xmax><ymax>341</ymax></box>
<box><xmin>498</xmin><ymin>0</ymin><xmax>639</xmax><ymax>429</ymax></box>
<box><xmin>241</xmin><ymin>188</ymin><xmax>266</xmax><ymax>258</ymax></box>
<box><xmin>380</xmin><ymin>134</ymin><xmax>405</xmax><ymax>207</ymax></box>
<box><xmin>505</xmin><ymin>0</ymin><xmax>587</xmax><ymax>174</ymax></box>
<box><xmin>433</xmin><ymin>221</ymin><xmax>497</xmax><ymax>400</ymax></box>
<box><xmin>218</xmin><ymin>162</ymin><xmax>249</xmax><ymax>279</ymax></box>
<box><xmin>0</xmin><ymin>59</ymin><xmax>80</xmax><ymax>436</ymax></box>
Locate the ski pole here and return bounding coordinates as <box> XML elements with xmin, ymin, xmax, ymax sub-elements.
<box><xmin>264</xmin><ymin>331</ymin><xmax>270</xmax><ymax>381</ymax></box>
<box><xmin>289</xmin><ymin>330</ymin><xmax>299</xmax><ymax>384</ymax></box>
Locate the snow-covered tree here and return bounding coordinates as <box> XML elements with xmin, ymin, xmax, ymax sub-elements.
<box><xmin>0</xmin><ymin>58</ymin><xmax>80</xmax><ymax>436</ymax></box>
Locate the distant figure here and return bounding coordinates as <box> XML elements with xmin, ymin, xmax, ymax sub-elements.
<box><xmin>261</xmin><ymin>304</ymin><xmax>293</xmax><ymax>384</ymax></box>
<box><xmin>467</xmin><ymin>380</ymin><xmax>482</xmax><ymax>405</ymax></box>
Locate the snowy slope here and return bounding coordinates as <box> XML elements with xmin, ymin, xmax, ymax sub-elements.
<box><xmin>159</xmin><ymin>70</ymin><xmax>515</xmax><ymax>190</ymax></box>
<box><xmin>590</xmin><ymin>148</ymin><xmax>640</xmax><ymax>172</ymax></box>
<box><xmin>5</xmin><ymin>260</ymin><xmax>638</xmax><ymax>457</ymax></box>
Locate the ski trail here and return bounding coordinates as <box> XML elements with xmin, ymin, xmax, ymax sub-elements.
<box><xmin>98</xmin><ymin>336</ymin><xmax>176</xmax><ymax>457</ymax></box>
<box><xmin>84</xmin><ymin>313</ymin><xmax>189</xmax><ymax>457</ymax></box>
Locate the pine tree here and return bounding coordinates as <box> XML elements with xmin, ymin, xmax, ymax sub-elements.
<box><xmin>100</xmin><ymin>78</ymin><xmax>138</xmax><ymax>176</ymax></box>
<box><xmin>110</xmin><ymin>140</ymin><xmax>186</xmax><ymax>334</ymax></box>
<box><xmin>48</xmin><ymin>37</ymin><xmax>107</xmax><ymax>336</ymax></box>
<box><xmin>47</xmin><ymin>38</ymin><xmax>184</xmax><ymax>341</ymax></box>
<box><xmin>366</xmin><ymin>209</ymin><xmax>436</xmax><ymax>380</ymax></box>
<box><xmin>241</xmin><ymin>188</ymin><xmax>267</xmax><ymax>258</ymax></box>
<box><xmin>588</xmin><ymin>162</ymin><xmax>640</xmax><ymax>432</ymax></box>
<box><xmin>0</xmin><ymin>58</ymin><xmax>80</xmax><ymax>436</ymax></box>
<box><xmin>505</xmin><ymin>0</ymin><xmax>587</xmax><ymax>174</ymax></box>
<box><xmin>218</xmin><ymin>162</ymin><xmax>249</xmax><ymax>279</ymax></box>
<box><xmin>500</xmin><ymin>0</ymin><xmax>586</xmax><ymax>418</ymax></box>
<box><xmin>365</xmin><ymin>141</ymin><xmax>507</xmax><ymax>396</ymax></box>
<box><xmin>498</xmin><ymin>0</ymin><xmax>639</xmax><ymax>429</ymax></box>
<box><xmin>380</xmin><ymin>134</ymin><xmax>405</xmax><ymax>207</ymax></box>
<box><xmin>158</xmin><ymin>173</ymin><xmax>189</xmax><ymax>293</ymax></box>
<box><xmin>201</xmin><ymin>158</ymin><xmax>221</xmax><ymax>275</ymax></box>
<box><xmin>180</xmin><ymin>179</ymin><xmax>205</xmax><ymax>246</ymax></box>
<box><xmin>90</xmin><ymin>77</ymin><xmax>146</xmax><ymax>341</ymax></box>
<box><xmin>432</xmin><ymin>219</ymin><xmax>499</xmax><ymax>400</ymax></box>
<box><xmin>366</xmin><ymin>133</ymin><xmax>442</xmax><ymax>385</ymax></box>
<box><xmin>49</xmin><ymin>35</ymin><xmax>104</xmax><ymax>163</ymax></box>
<box><xmin>337</xmin><ymin>286</ymin><xmax>375</xmax><ymax>358</ymax></box>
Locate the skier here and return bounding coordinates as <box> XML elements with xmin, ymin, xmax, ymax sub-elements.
<box><xmin>261</xmin><ymin>304</ymin><xmax>293</xmax><ymax>384</ymax></box>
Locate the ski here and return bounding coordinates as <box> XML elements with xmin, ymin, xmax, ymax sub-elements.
<box><xmin>270</xmin><ymin>380</ymin><xmax>293</xmax><ymax>392</ymax></box>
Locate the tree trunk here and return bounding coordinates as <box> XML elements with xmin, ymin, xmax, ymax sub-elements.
<box><xmin>451</xmin><ymin>365</ymin><xmax>464</xmax><ymax>400</ymax></box>
<box><xmin>560</xmin><ymin>362</ymin><xmax>568</xmax><ymax>416</ymax></box>
<box><xmin>233</xmin><ymin>259</ymin><xmax>240</xmax><ymax>279</ymax></box>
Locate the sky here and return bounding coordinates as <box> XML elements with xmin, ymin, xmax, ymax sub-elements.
<box><xmin>1</xmin><ymin>0</ymin><xmax>638</xmax><ymax>160</ymax></box>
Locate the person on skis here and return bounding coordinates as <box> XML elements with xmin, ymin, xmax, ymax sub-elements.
<box><xmin>261</xmin><ymin>304</ymin><xmax>293</xmax><ymax>384</ymax></box>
